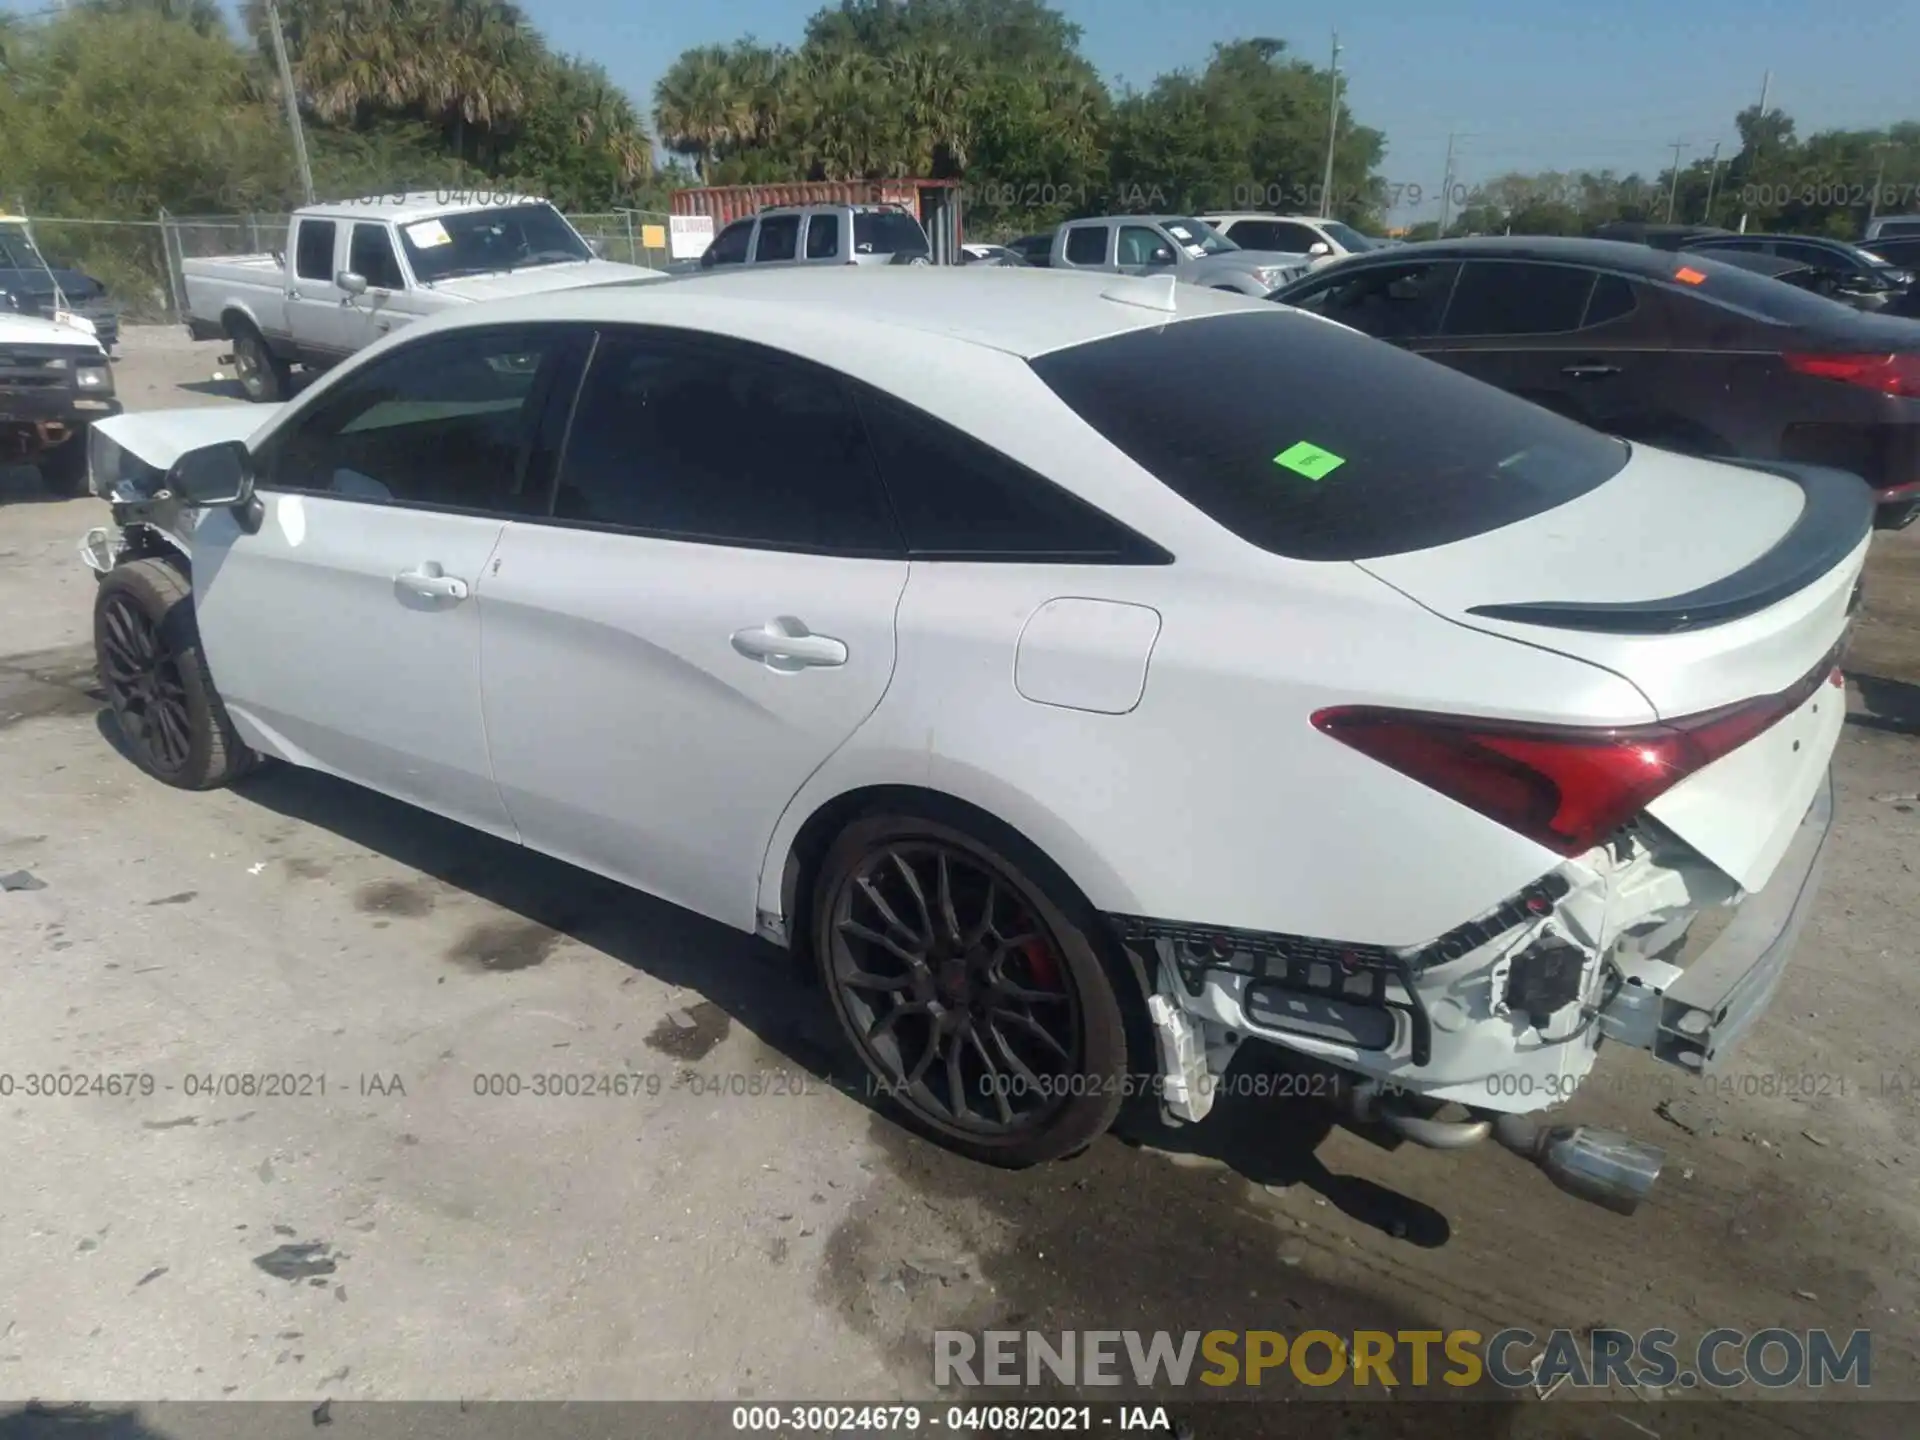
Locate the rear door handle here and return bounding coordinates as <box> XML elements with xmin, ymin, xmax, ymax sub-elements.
<box><xmin>1562</xmin><ymin>363</ymin><xmax>1622</xmax><ymax>378</ymax></box>
<box><xmin>731</xmin><ymin>617</ymin><xmax>847</xmax><ymax>671</ymax></box>
<box><xmin>395</xmin><ymin>564</ymin><xmax>469</xmax><ymax>602</ymax></box>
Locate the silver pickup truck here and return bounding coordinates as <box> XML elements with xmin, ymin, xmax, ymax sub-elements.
<box><xmin>1048</xmin><ymin>215</ymin><xmax>1310</xmax><ymax>294</ymax></box>
<box><xmin>182</xmin><ymin>192</ymin><xmax>662</xmax><ymax>401</ymax></box>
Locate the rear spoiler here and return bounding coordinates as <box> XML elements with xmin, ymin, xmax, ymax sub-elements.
<box><xmin>1466</xmin><ymin>459</ymin><xmax>1873</xmax><ymax>635</ymax></box>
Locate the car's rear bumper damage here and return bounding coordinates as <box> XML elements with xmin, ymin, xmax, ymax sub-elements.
<box><xmin>1108</xmin><ymin>767</ymin><xmax>1836</xmax><ymax>1214</ymax></box>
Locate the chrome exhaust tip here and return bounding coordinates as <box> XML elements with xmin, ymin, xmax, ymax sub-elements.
<box><xmin>1492</xmin><ymin>1116</ymin><xmax>1663</xmax><ymax>1216</ymax></box>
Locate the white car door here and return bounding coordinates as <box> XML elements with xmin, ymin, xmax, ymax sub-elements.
<box><xmin>283</xmin><ymin>216</ymin><xmax>358</xmax><ymax>358</ymax></box>
<box><xmin>476</xmin><ymin>328</ymin><xmax>909</xmax><ymax>931</ymax></box>
<box><xmin>192</xmin><ymin>321</ymin><xmax>590</xmax><ymax>836</ymax></box>
<box><xmin>342</xmin><ymin>221</ymin><xmax>414</xmax><ymax>350</ymax></box>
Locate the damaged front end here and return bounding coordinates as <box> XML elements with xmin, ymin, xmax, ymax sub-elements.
<box><xmin>1109</xmin><ymin>769</ymin><xmax>1835</xmax><ymax>1215</ymax></box>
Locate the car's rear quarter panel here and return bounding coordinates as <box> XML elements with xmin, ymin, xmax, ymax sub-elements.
<box><xmin>768</xmin><ymin>554</ymin><xmax>1658</xmax><ymax>951</ymax></box>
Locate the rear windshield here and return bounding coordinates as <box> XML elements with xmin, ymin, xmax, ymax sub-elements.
<box><xmin>1670</xmin><ymin>253</ymin><xmax>1863</xmax><ymax>324</ymax></box>
<box><xmin>853</xmin><ymin>212</ymin><xmax>929</xmax><ymax>257</ymax></box>
<box><xmin>1028</xmin><ymin>309</ymin><xmax>1629</xmax><ymax>562</ymax></box>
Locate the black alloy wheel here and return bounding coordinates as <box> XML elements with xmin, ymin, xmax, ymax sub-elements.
<box><xmin>92</xmin><ymin>558</ymin><xmax>257</xmax><ymax>789</ymax></box>
<box><xmin>98</xmin><ymin>589</ymin><xmax>194</xmax><ymax>776</ymax></box>
<box><xmin>814</xmin><ymin>812</ymin><xmax>1131</xmax><ymax>1167</ymax></box>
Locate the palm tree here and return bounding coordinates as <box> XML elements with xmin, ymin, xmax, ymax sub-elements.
<box><xmin>538</xmin><ymin>56</ymin><xmax>651</xmax><ymax>181</ymax></box>
<box><xmin>653</xmin><ymin>46</ymin><xmax>736</xmax><ymax>181</ymax></box>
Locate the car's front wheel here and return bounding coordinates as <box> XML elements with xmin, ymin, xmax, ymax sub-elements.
<box><xmin>812</xmin><ymin>810</ymin><xmax>1132</xmax><ymax>1167</ymax></box>
<box><xmin>94</xmin><ymin>558</ymin><xmax>258</xmax><ymax>789</ymax></box>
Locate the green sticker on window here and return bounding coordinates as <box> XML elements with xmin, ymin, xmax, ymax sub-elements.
<box><xmin>1273</xmin><ymin>440</ymin><xmax>1347</xmax><ymax>480</ymax></box>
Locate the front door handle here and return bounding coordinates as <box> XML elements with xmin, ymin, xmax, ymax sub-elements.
<box><xmin>395</xmin><ymin>564</ymin><xmax>469</xmax><ymax>602</ymax></box>
<box><xmin>1562</xmin><ymin>363</ymin><xmax>1622</xmax><ymax>378</ymax></box>
<box><xmin>731</xmin><ymin>617</ymin><xmax>847</xmax><ymax>671</ymax></box>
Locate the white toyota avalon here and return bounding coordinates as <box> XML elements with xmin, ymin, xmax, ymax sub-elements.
<box><xmin>79</xmin><ymin>266</ymin><xmax>1868</xmax><ymax>1214</ymax></box>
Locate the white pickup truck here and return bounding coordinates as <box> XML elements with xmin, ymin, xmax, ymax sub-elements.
<box><xmin>182</xmin><ymin>192</ymin><xmax>662</xmax><ymax>401</ymax></box>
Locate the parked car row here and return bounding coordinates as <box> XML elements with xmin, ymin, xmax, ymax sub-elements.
<box><xmin>1268</xmin><ymin>234</ymin><xmax>1920</xmax><ymax>529</ymax></box>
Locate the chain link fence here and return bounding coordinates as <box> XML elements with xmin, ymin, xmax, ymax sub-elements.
<box><xmin>17</xmin><ymin>209</ymin><xmax>675</xmax><ymax>326</ymax></box>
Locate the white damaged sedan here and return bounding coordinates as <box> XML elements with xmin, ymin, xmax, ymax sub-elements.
<box><xmin>79</xmin><ymin>268</ymin><xmax>1867</xmax><ymax>1213</ymax></box>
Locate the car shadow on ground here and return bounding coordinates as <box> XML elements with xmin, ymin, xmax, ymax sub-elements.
<box><xmin>91</xmin><ymin>709</ymin><xmax>1453</xmax><ymax>1247</ymax></box>
<box><xmin>0</xmin><ymin>1407</ymin><xmax>180</xmax><ymax>1440</ymax></box>
<box><xmin>1849</xmin><ymin>672</ymin><xmax>1920</xmax><ymax>737</ymax></box>
<box><xmin>0</xmin><ymin>462</ymin><xmax>67</xmax><ymax>505</ymax></box>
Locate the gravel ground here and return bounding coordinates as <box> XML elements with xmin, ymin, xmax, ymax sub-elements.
<box><xmin>0</xmin><ymin>327</ymin><xmax>1915</xmax><ymax>1437</ymax></box>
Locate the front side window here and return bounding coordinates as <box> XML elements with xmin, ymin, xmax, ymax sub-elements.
<box><xmin>294</xmin><ymin>220</ymin><xmax>337</xmax><ymax>282</ymax></box>
<box><xmin>707</xmin><ymin>219</ymin><xmax>753</xmax><ymax>266</ymax></box>
<box><xmin>349</xmin><ymin>224</ymin><xmax>406</xmax><ymax>290</ymax></box>
<box><xmin>1440</xmin><ymin>262</ymin><xmax>1598</xmax><ymax>337</ymax></box>
<box><xmin>265</xmin><ymin>326</ymin><xmax>581</xmax><ymax>514</ymax></box>
<box><xmin>1119</xmin><ymin>226</ymin><xmax>1174</xmax><ymax>266</ymax></box>
<box><xmin>805</xmin><ymin>213</ymin><xmax>841</xmax><ymax>259</ymax></box>
<box><xmin>395</xmin><ymin>203</ymin><xmax>590</xmax><ymax>284</ymax></box>
<box><xmin>1030</xmin><ymin>309</ymin><xmax>1629</xmax><ymax>562</ymax></box>
<box><xmin>1279</xmin><ymin>260</ymin><xmax>1458</xmax><ymax>340</ymax></box>
<box><xmin>753</xmin><ymin>215</ymin><xmax>800</xmax><ymax>263</ymax></box>
<box><xmin>551</xmin><ymin>332</ymin><xmax>899</xmax><ymax>555</ymax></box>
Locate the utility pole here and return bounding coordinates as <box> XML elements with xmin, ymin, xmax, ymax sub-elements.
<box><xmin>1736</xmin><ymin>70</ymin><xmax>1771</xmax><ymax>234</ymax></box>
<box><xmin>1664</xmin><ymin>140</ymin><xmax>1688</xmax><ymax>222</ymax></box>
<box><xmin>1701</xmin><ymin>141</ymin><xmax>1722</xmax><ymax>224</ymax></box>
<box><xmin>1867</xmin><ymin>141</ymin><xmax>1892</xmax><ymax>225</ymax></box>
<box><xmin>265</xmin><ymin>0</ymin><xmax>315</xmax><ymax>207</ymax></box>
<box><xmin>1438</xmin><ymin>131</ymin><xmax>1458</xmax><ymax>236</ymax></box>
<box><xmin>1319</xmin><ymin>32</ymin><xmax>1342</xmax><ymax>219</ymax></box>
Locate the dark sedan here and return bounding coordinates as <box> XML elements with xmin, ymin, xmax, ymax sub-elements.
<box><xmin>1680</xmin><ymin>231</ymin><xmax>1913</xmax><ymax>294</ymax></box>
<box><xmin>1266</xmin><ymin>235</ymin><xmax>1920</xmax><ymax>528</ymax></box>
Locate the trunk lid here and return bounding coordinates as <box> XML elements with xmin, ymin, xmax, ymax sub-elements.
<box><xmin>1357</xmin><ymin>445</ymin><xmax>1871</xmax><ymax>890</ymax></box>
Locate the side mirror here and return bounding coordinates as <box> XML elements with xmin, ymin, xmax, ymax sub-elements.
<box><xmin>336</xmin><ymin>270</ymin><xmax>369</xmax><ymax>295</ymax></box>
<box><xmin>587</xmin><ymin>238</ymin><xmax>607</xmax><ymax>258</ymax></box>
<box><xmin>165</xmin><ymin>439</ymin><xmax>253</xmax><ymax>508</ymax></box>
<box><xmin>1149</xmin><ymin>246</ymin><xmax>1176</xmax><ymax>266</ymax></box>
<box><xmin>698</xmin><ymin>249</ymin><xmax>716</xmax><ymax>270</ymax></box>
<box><xmin>1308</xmin><ymin>241</ymin><xmax>1333</xmax><ymax>257</ymax></box>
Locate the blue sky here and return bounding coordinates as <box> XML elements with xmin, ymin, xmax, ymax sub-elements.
<box><xmin>16</xmin><ymin>0</ymin><xmax>1914</xmax><ymax>225</ymax></box>
<box><xmin>522</xmin><ymin>0</ymin><xmax>1917</xmax><ymax>225</ymax></box>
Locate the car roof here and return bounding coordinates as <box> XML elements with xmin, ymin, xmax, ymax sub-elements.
<box><xmin>400</xmin><ymin>265</ymin><xmax>1282</xmax><ymax>360</ymax></box>
<box><xmin>1323</xmin><ymin>234</ymin><xmax>1742</xmax><ymax>277</ymax></box>
<box><xmin>1200</xmin><ymin>214</ymin><xmax>1327</xmax><ymax>225</ymax></box>
<box><xmin>300</xmin><ymin>192</ymin><xmax>550</xmax><ymax>224</ymax></box>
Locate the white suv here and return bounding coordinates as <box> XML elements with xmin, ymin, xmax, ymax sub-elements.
<box><xmin>1198</xmin><ymin>213</ymin><xmax>1382</xmax><ymax>271</ymax></box>
<box><xmin>698</xmin><ymin>204</ymin><xmax>932</xmax><ymax>270</ymax></box>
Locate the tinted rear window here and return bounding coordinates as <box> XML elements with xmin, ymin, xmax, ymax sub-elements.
<box><xmin>853</xmin><ymin>212</ymin><xmax>928</xmax><ymax>256</ymax></box>
<box><xmin>1670</xmin><ymin>253</ymin><xmax>1864</xmax><ymax>324</ymax></box>
<box><xmin>1028</xmin><ymin>310</ymin><xmax>1629</xmax><ymax>562</ymax></box>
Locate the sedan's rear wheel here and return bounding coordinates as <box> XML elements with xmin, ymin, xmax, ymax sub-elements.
<box><xmin>94</xmin><ymin>558</ymin><xmax>258</xmax><ymax>789</ymax></box>
<box><xmin>813</xmin><ymin>811</ymin><xmax>1131</xmax><ymax>1167</ymax></box>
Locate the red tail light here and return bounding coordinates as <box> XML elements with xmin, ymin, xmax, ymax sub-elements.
<box><xmin>1312</xmin><ymin>650</ymin><xmax>1840</xmax><ymax>857</ymax></box>
<box><xmin>1783</xmin><ymin>351</ymin><xmax>1920</xmax><ymax>398</ymax></box>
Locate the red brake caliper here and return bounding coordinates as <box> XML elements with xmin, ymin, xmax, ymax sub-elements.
<box><xmin>1019</xmin><ymin>936</ymin><xmax>1061</xmax><ymax>993</ymax></box>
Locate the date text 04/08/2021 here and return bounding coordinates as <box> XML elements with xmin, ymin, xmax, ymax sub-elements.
<box><xmin>0</xmin><ymin>1072</ymin><xmax>400</xmax><ymax>1099</ymax></box>
<box><xmin>729</xmin><ymin>1405</ymin><xmax>1170</xmax><ymax>1433</ymax></box>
